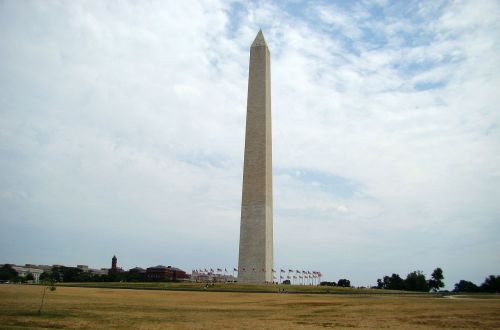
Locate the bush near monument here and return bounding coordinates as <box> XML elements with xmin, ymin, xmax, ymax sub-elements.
<box><xmin>337</xmin><ymin>279</ymin><xmax>351</xmax><ymax>287</ymax></box>
<box><xmin>319</xmin><ymin>279</ymin><xmax>350</xmax><ymax>287</ymax></box>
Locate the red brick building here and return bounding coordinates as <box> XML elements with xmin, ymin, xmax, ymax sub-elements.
<box><xmin>146</xmin><ymin>265</ymin><xmax>188</xmax><ymax>281</ymax></box>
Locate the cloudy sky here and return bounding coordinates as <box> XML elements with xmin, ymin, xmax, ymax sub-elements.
<box><xmin>1</xmin><ymin>0</ymin><xmax>499</xmax><ymax>288</ymax></box>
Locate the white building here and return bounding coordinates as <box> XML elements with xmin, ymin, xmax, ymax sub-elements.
<box><xmin>11</xmin><ymin>265</ymin><xmax>45</xmax><ymax>283</ymax></box>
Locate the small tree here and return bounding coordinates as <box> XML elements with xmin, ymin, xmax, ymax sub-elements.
<box><xmin>428</xmin><ymin>267</ymin><xmax>444</xmax><ymax>292</ymax></box>
<box><xmin>38</xmin><ymin>279</ymin><xmax>57</xmax><ymax>315</ymax></box>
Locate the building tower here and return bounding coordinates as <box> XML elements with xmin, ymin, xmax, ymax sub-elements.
<box><xmin>111</xmin><ymin>255</ymin><xmax>117</xmax><ymax>271</ymax></box>
<box><xmin>238</xmin><ymin>30</ymin><xmax>273</xmax><ymax>283</ymax></box>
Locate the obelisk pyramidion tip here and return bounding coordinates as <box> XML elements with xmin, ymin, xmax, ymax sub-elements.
<box><xmin>251</xmin><ymin>29</ymin><xmax>267</xmax><ymax>47</ymax></box>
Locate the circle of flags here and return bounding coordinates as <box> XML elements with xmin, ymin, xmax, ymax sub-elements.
<box><xmin>191</xmin><ymin>267</ymin><xmax>323</xmax><ymax>285</ymax></box>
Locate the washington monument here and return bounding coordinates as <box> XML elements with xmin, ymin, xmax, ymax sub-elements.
<box><xmin>238</xmin><ymin>30</ymin><xmax>273</xmax><ymax>283</ymax></box>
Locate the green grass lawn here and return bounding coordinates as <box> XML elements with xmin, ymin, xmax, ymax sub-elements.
<box><xmin>56</xmin><ymin>281</ymin><xmax>423</xmax><ymax>294</ymax></box>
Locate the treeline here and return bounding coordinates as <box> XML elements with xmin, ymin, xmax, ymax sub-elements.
<box><xmin>320</xmin><ymin>279</ymin><xmax>351</xmax><ymax>287</ymax></box>
<box><xmin>376</xmin><ymin>268</ymin><xmax>444</xmax><ymax>292</ymax></box>
<box><xmin>0</xmin><ymin>265</ymin><xmax>151</xmax><ymax>283</ymax></box>
<box><xmin>453</xmin><ymin>275</ymin><xmax>500</xmax><ymax>293</ymax></box>
<box><xmin>376</xmin><ymin>267</ymin><xmax>500</xmax><ymax>293</ymax></box>
<box><xmin>40</xmin><ymin>266</ymin><xmax>148</xmax><ymax>282</ymax></box>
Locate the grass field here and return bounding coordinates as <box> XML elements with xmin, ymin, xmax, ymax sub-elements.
<box><xmin>1</xmin><ymin>284</ymin><xmax>499</xmax><ymax>329</ymax></box>
<box><xmin>56</xmin><ymin>281</ymin><xmax>410</xmax><ymax>294</ymax></box>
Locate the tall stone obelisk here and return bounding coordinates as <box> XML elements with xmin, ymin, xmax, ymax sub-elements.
<box><xmin>238</xmin><ymin>30</ymin><xmax>273</xmax><ymax>283</ymax></box>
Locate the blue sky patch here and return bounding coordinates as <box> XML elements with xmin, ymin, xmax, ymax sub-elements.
<box><xmin>278</xmin><ymin>168</ymin><xmax>360</xmax><ymax>198</ymax></box>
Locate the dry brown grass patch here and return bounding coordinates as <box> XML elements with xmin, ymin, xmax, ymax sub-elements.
<box><xmin>0</xmin><ymin>284</ymin><xmax>499</xmax><ymax>329</ymax></box>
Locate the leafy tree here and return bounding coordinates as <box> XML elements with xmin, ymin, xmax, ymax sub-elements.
<box><xmin>404</xmin><ymin>270</ymin><xmax>429</xmax><ymax>292</ymax></box>
<box><xmin>428</xmin><ymin>267</ymin><xmax>444</xmax><ymax>292</ymax></box>
<box><xmin>391</xmin><ymin>274</ymin><xmax>405</xmax><ymax>290</ymax></box>
<box><xmin>50</xmin><ymin>266</ymin><xmax>84</xmax><ymax>282</ymax></box>
<box><xmin>337</xmin><ymin>279</ymin><xmax>351</xmax><ymax>287</ymax></box>
<box><xmin>377</xmin><ymin>274</ymin><xmax>404</xmax><ymax>290</ymax></box>
<box><xmin>25</xmin><ymin>272</ymin><xmax>35</xmax><ymax>281</ymax></box>
<box><xmin>39</xmin><ymin>271</ymin><xmax>51</xmax><ymax>281</ymax></box>
<box><xmin>0</xmin><ymin>264</ymin><xmax>18</xmax><ymax>281</ymax></box>
<box><xmin>387</xmin><ymin>274</ymin><xmax>404</xmax><ymax>290</ymax></box>
<box><xmin>453</xmin><ymin>280</ymin><xmax>479</xmax><ymax>293</ymax></box>
<box><xmin>480</xmin><ymin>275</ymin><xmax>500</xmax><ymax>293</ymax></box>
<box><xmin>320</xmin><ymin>281</ymin><xmax>336</xmax><ymax>287</ymax></box>
<box><xmin>125</xmin><ymin>272</ymin><xmax>147</xmax><ymax>282</ymax></box>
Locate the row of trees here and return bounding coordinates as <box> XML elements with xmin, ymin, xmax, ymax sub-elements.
<box><xmin>376</xmin><ymin>268</ymin><xmax>500</xmax><ymax>293</ymax></box>
<box><xmin>376</xmin><ymin>268</ymin><xmax>444</xmax><ymax>292</ymax></box>
<box><xmin>3</xmin><ymin>264</ymin><xmax>498</xmax><ymax>292</ymax></box>
<box><xmin>453</xmin><ymin>275</ymin><xmax>500</xmax><ymax>293</ymax></box>
<box><xmin>0</xmin><ymin>265</ymin><xmax>148</xmax><ymax>283</ymax></box>
<box><xmin>320</xmin><ymin>279</ymin><xmax>351</xmax><ymax>287</ymax></box>
<box><xmin>40</xmin><ymin>266</ymin><xmax>148</xmax><ymax>282</ymax></box>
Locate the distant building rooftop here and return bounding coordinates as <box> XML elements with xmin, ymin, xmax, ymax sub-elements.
<box><xmin>147</xmin><ymin>265</ymin><xmax>184</xmax><ymax>272</ymax></box>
